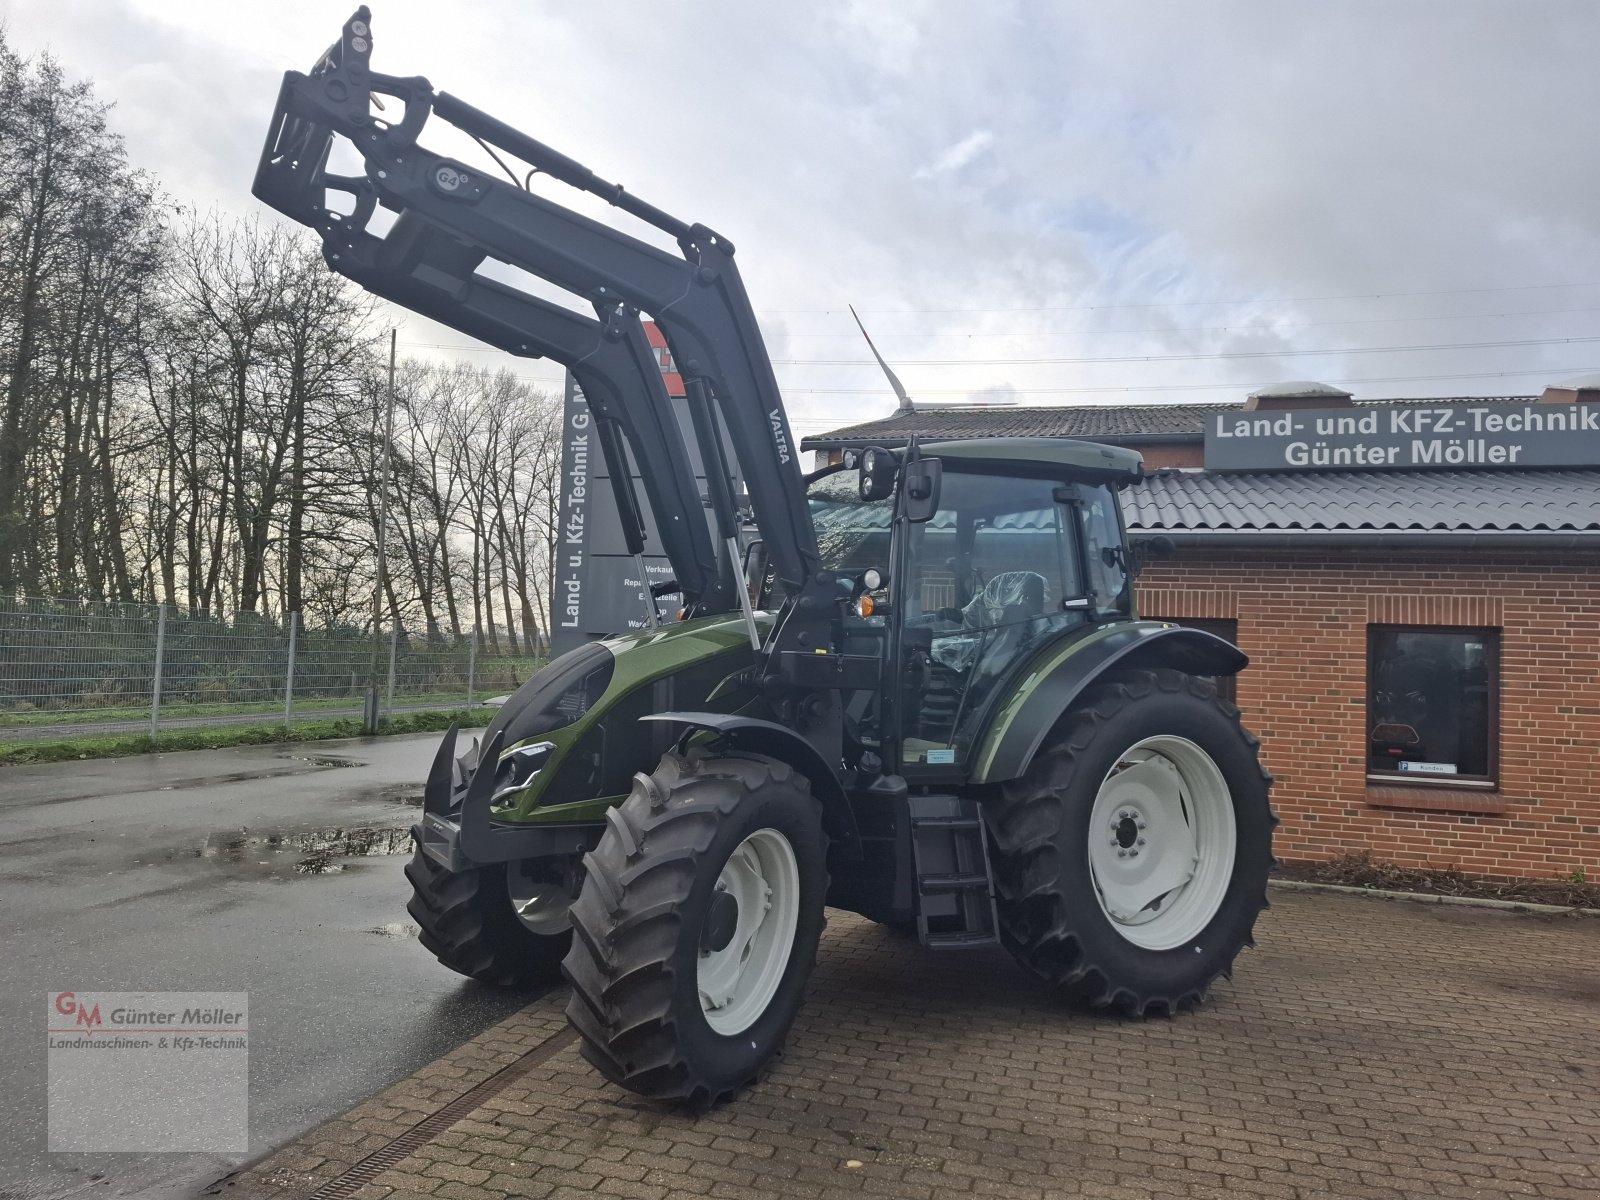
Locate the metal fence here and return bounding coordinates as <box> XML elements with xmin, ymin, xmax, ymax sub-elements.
<box><xmin>0</xmin><ymin>596</ymin><xmax>541</xmax><ymax>742</ymax></box>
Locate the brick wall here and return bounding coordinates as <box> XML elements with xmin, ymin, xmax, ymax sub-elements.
<box><xmin>1139</xmin><ymin>548</ymin><xmax>1600</xmax><ymax>880</ymax></box>
<box><xmin>1130</xmin><ymin>443</ymin><xmax>1204</xmax><ymax>469</ymax></box>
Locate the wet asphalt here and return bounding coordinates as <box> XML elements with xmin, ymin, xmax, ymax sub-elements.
<box><xmin>0</xmin><ymin>733</ymin><xmax>543</xmax><ymax>1200</ymax></box>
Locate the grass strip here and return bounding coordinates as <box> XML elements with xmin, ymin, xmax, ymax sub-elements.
<box><xmin>0</xmin><ymin>708</ymin><xmax>491</xmax><ymax>767</ymax></box>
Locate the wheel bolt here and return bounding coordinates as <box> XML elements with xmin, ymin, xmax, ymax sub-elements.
<box><xmin>1129</xmin><ymin>849</ymin><xmax>1139</xmax><ymax>858</ymax></box>
<box><xmin>1138</xmin><ymin>821</ymin><xmax>1147</xmax><ymax>830</ymax></box>
<box><xmin>1110</xmin><ymin>837</ymin><xmax>1119</xmax><ymax>846</ymax></box>
<box><xmin>1138</xmin><ymin>837</ymin><xmax>1146</xmax><ymax>846</ymax></box>
<box><xmin>1117</xmin><ymin>849</ymin><xmax>1127</xmax><ymax>858</ymax></box>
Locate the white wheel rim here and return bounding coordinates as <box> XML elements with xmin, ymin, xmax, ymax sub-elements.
<box><xmin>697</xmin><ymin>828</ymin><xmax>800</xmax><ymax>1036</ymax></box>
<box><xmin>1087</xmin><ymin>735</ymin><xmax>1237</xmax><ymax>951</ymax></box>
<box><xmin>507</xmin><ymin>861</ymin><xmax>574</xmax><ymax>936</ymax></box>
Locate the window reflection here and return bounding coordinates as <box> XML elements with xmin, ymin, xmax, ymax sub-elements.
<box><xmin>1368</xmin><ymin>627</ymin><xmax>1496</xmax><ymax>781</ymax></box>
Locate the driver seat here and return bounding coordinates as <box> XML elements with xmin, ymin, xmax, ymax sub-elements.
<box><xmin>961</xmin><ymin>570</ymin><xmax>1048</xmax><ymax>630</ymax></box>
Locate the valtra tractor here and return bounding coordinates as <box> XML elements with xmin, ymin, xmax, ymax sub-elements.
<box><xmin>254</xmin><ymin>9</ymin><xmax>1275</xmax><ymax>1105</ymax></box>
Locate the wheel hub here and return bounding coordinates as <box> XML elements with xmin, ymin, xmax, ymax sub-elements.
<box><xmin>507</xmin><ymin>859</ymin><xmax>578</xmax><ymax>936</ymax></box>
<box><xmin>701</xmin><ymin>887</ymin><xmax>740</xmax><ymax>953</ymax></box>
<box><xmin>1087</xmin><ymin>736</ymin><xmax>1238</xmax><ymax>951</ymax></box>
<box><xmin>1113</xmin><ymin>812</ymin><xmax>1141</xmax><ymax>850</ymax></box>
<box><xmin>697</xmin><ymin>828</ymin><xmax>800</xmax><ymax>1036</ymax></box>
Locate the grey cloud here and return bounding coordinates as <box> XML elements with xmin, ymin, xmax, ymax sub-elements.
<box><xmin>5</xmin><ymin>0</ymin><xmax>1596</xmax><ymax>426</ymax></box>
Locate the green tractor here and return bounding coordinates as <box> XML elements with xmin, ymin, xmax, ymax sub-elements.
<box><xmin>255</xmin><ymin>8</ymin><xmax>1275</xmax><ymax>1106</ymax></box>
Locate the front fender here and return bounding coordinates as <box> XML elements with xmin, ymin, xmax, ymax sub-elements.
<box><xmin>641</xmin><ymin>711</ymin><xmax>861</xmax><ymax>861</ymax></box>
<box><xmin>970</xmin><ymin>622</ymin><xmax>1246</xmax><ymax>785</ymax></box>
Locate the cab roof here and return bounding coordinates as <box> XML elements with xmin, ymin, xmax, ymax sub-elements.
<box><xmin>917</xmin><ymin>436</ymin><xmax>1144</xmax><ymax>483</ymax></box>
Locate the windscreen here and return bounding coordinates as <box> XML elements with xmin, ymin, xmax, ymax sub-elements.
<box><xmin>759</xmin><ymin>468</ymin><xmax>895</xmax><ymax>607</ymax></box>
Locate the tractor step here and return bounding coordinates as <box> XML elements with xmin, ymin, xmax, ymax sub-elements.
<box><xmin>917</xmin><ymin>871</ymin><xmax>991</xmax><ymax>892</ymax></box>
<box><xmin>908</xmin><ymin>794</ymin><xmax>1000</xmax><ymax>948</ymax></box>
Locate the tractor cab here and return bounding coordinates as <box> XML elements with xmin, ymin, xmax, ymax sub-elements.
<box><xmin>778</xmin><ymin>438</ymin><xmax>1145</xmax><ymax>778</ymax></box>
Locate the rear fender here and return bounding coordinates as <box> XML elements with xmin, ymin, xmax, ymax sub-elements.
<box><xmin>641</xmin><ymin>711</ymin><xmax>861</xmax><ymax>861</ymax></box>
<box><xmin>970</xmin><ymin>622</ymin><xmax>1246</xmax><ymax>785</ymax></box>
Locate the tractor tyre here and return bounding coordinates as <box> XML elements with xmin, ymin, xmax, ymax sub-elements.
<box><xmin>988</xmin><ymin>667</ymin><xmax>1275</xmax><ymax>1015</ymax></box>
<box><xmin>405</xmin><ymin>842</ymin><xmax>574</xmax><ymax>988</ymax></box>
<box><xmin>562</xmin><ymin>750</ymin><xmax>828</xmax><ymax>1105</ymax></box>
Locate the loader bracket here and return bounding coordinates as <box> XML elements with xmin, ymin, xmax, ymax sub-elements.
<box><xmin>415</xmin><ymin>724</ymin><xmax>598</xmax><ymax>870</ymax></box>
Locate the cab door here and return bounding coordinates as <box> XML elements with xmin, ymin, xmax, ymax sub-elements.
<box><xmin>893</xmin><ymin>469</ymin><xmax>1094</xmax><ymax>775</ymax></box>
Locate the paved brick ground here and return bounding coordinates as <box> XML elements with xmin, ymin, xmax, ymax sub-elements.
<box><xmin>223</xmin><ymin>889</ymin><xmax>1599</xmax><ymax>1200</ymax></box>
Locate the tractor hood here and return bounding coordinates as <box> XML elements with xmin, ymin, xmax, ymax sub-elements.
<box><xmin>479</xmin><ymin>613</ymin><xmax>775</xmax><ymax>822</ymax></box>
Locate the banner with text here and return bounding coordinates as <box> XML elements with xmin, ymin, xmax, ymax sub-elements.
<box><xmin>1203</xmin><ymin>401</ymin><xmax>1600</xmax><ymax>472</ymax></box>
<box><xmin>551</xmin><ymin>375</ymin><xmax>730</xmax><ymax>657</ymax></box>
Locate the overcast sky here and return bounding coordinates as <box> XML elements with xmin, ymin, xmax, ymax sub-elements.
<box><xmin>6</xmin><ymin>0</ymin><xmax>1600</xmax><ymax>436</ymax></box>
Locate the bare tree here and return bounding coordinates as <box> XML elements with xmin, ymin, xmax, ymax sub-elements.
<box><xmin>0</xmin><ymin>27</ymin><xmax>572</xmax><ymax>653</ymax></box>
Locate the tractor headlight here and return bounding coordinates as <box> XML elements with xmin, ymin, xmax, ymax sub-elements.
<box><xmin>492</xmin><ymin>741</ymin><xmax>555</xmax><ymax>803</ymax></box>
<box><xmin>483</xmin><ymin>641</ymin><xmax>615</xmax><ymax>745</ymax></box>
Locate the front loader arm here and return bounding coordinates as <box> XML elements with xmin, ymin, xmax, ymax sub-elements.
<box><xmin>253</xmin><ymin>7</ymin><xmax>820</xmax><ymax>604</ymax></box>
<box><xmin>327</xmin><ymin>213</ymin><xmax>728</xmax><ymax>611</ymax></box>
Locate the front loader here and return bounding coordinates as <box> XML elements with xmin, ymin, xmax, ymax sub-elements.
<box><xmin>254</xmin><ymin>9</ymin><xmax>1276</xmax><ymax>1106</ymax></box>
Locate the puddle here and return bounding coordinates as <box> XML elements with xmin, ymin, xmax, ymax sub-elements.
<box><xmin>287</xmin><ymin>827</ymin><xmax>414</xmax><ymax>873</ymax></box>
<box><xmin>182</xmin><ymin>825</ymin><xmax>414</xmax><ymax>877</ymax></box>
<box><xmin>368</xmin><ymin>921</ymin><xmax>419</xmax><ymax>939</ymax></box>
<box><xmin>282</xmin><ymin>755</ymin><xmax>364</xmax><ymax>770</ymax></box>
<box><xmin>346</xmin><ymin>783</ymin><xmax>425</xmax><ymax>807</ymax></box>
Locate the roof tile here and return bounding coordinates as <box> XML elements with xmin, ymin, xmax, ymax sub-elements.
<box><xmin>804</xmin><ymin>396</ymin><xmax>1536</xmax><ymax>446</ymax></box>
<box><xmin>1123</xmin><ymin>469</ymin><xmax>1600</xmax><ymax>533</ymax></box>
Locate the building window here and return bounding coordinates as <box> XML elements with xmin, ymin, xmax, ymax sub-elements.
<box><xmin>1367</xmin><ymin>626</ymin><xmax>1497</xmax><ymax>784</ymax></box>
<box><xmin>1160</xmin><ymin>618</ymin><xmax>1238</xmax><ymax>701</ymax></box>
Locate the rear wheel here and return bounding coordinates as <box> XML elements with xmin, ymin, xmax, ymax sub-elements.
<box><xmin>405</xmin><ymin>843</ymin><xmax>575</xmax><ymax>987</ymax></box>
<box><xmin>562</xmin><ymin>750</ymin><xmax>828</xmax><ymax>1104</ymax></box>
<box><xmin>988</xmin><ymin>668</ymin><xmax>1275</xmax><ymax>1014</ymax></box>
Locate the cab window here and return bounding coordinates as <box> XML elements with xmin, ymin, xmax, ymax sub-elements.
<box><xmin>898</xmin><ymin>471</ymin><xmax>1090</xmax><ymax>770</ymax></box>
<box><xmin>758</xmin><ymin>467</ymin><xmax>894</xmax><ymax>608</ymax></box>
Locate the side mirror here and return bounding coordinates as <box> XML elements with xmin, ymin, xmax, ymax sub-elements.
<box><xmin>902</xmin><ymin>458</ymin><xmax>942</xmax><ymax>523</ymax></box>
<box><xmin>1127</xmin><ymin>535</ymin><xmax>1176</xmax><ymax>576</ymax></box>
<box><xmin>858</xmin><ymin>445</ymin><xmax>899</xmax><ymax>501</ymax></box>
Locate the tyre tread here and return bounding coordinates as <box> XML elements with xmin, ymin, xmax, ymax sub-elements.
<box><xmin>988</xmin><ymin>667</ymin><xmax>1275</xmax><ymax>1014</ymax></box>
<box><xmin>562</xmin><ymin>750</ymin><xmax>823</xmax><ymax>1105</ymax></box>
<box><xmin>405</xmin><ymin>836</ymin><xmax>570</xmax><ymax>988</ymax></box>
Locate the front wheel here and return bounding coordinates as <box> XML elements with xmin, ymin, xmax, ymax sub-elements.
<box><xmin>988</xmin><ymin>668</ymin><xmax>1275</xmax><ymax>1014</ymax></box>
<box><xmin>405</xmin><ymin>845</ymin><xmax>576</xmax><ymax>987</ymax></box>
<box><xmin>562</xmin><ymin>750</ymin><xmax>828</xmax><ymax>1104</ymax></box>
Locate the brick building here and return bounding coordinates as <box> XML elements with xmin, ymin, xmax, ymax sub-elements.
<box><xmin>808</xmin><ymin>381</ymin><xmax>1600</xmax><ymax>881</ymax></box>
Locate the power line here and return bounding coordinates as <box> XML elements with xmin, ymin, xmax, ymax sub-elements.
<box><xmin>769</xmin><ymin>335</ymin><xmax>1600</xmax><ymax>369</ymax></box>
<box><xmin>770</xmin><ymin>304</ymin><xmax>1600</xmax><ymax>339</ymax></box>
<box><xmin>780</xmin><ymin>365</ymin><xmax>1599</xmax><ymax>398</ymax></box>
<box><xmin>753</xmin><ymin>280</ymin><xmax>1600</xmax><ymax>317</ymax></box>
<box><xmin>387</xmin><ymin>349</ymin><xmax>1596</xmax><ymax>401</ymax></box>
<box><xmin>398</xmin><ymin>328</ymin><xmax>1600</xmax><ymax>369</ymax></box>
